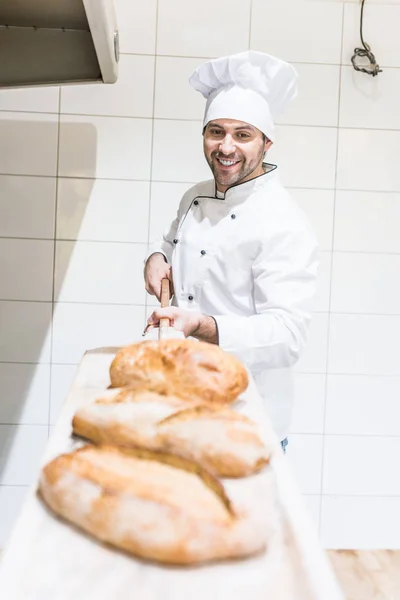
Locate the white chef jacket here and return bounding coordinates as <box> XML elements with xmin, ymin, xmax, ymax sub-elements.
<box><xmin>147</xmin><ymin>165</ymin><xmax>319</xmax><ymax>441</ymax></box>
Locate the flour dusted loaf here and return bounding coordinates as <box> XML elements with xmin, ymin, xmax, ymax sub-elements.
<box><xmin>38</xmin><ymin>445</ymin><xmax>267</xmax><ymax>565</ymax></box>
<box><xmin>72</xmin><ymin>388</ymin><xmax>195</xmax><ymax>451</ymax></box>
<box><xmin>109</xmin><ymin>339</ymin><xmax>249</xmax><ymax>405</ymax></box>
<box><xmin>72</xmin><ymin>389</ymin><xmax>270</xmax><ymax>477</ymax></box>
<box><xmin>156</xmin><ymin>405</ymin><xmax>270</xmax><ymax>477</ymax></box>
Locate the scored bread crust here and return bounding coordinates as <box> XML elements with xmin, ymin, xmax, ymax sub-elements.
<box><xmin>72</xmin><ymin>389</ymin><xmax>197</xmax><ymax>451</ymax></box>
<box><xmin>109</xmin><ymin>339</ymin><xmax>249</xmax><ymax>405</ymax></box>
<box><xmin>72</xmin><ymin>390</ymin><xmax>270</xmax><ymax>477</ymax></box>
<box><xmin>156</xmin><ymin>406</ymin><xmax>271</xmax><ymax>477</ymax></box>
<box><xmin>38</xmin><ymin>445</ymin><xmax>267</xmax><ymax>565</ymax></box>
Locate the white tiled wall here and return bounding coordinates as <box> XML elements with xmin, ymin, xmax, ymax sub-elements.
<box><xmin>0</xmin><ymin>0</ymin><xmax>399</xmax><ymax>550</ymax></box>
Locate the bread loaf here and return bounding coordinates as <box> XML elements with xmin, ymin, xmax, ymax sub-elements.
<box><xmin>72</xmin><ymin>388</ymin><xmax>197</xmax><ymax>451</ymax></box>
<box><xmin>38</xmin><ymin>445</ymin><xmax>267</xmax><ymax>565</ymax></box>
<box><xmin>156</xmin><ymin>405</ymin><xmax>270</xmax><ymax>477</ymax></box>
<box><xmin>109</xmin><ymin>339</ymin><xmax>248</xmax><ymax>405</ymax></box>
<box><xmin>72</xmin><ymin>390</ymin><xmax>270</xmax><ymax>477</ymax></box>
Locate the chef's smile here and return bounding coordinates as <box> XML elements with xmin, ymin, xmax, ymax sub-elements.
<box><xmin>216</xmin><ymin>156</ymin><xmax>241</xmax><ymax>169</ymax></box>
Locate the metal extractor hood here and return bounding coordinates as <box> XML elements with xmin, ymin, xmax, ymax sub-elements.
<box><xmin>0</xmin><ymin>0</ymin><xmax>119</xmax><ymax>88</ymax></box>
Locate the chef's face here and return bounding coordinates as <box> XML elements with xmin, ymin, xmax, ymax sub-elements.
<box><xmin>203</xmin><ymin>119</ymin><xmax>273</xmax><ymax>192</ymax></box>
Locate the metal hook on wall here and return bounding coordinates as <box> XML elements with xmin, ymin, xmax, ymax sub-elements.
<box><xmin>351</xmin><ymin>0</ymin><xmax>382</xmax><ymax>77</ymax></box>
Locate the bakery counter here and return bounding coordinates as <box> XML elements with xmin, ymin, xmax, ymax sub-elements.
<box><xmin>327</xmin><ymin>550</ymin><xmax>400</xmax><ymax>600</ymax></box>
<box><xmin>0</xmin><ymin>345</ymin><xmax>345</xmax><ymax>600</ymax></box>
<box><xmin>0</xmin><ymin>548</ymin><xmax>398</xmax><ymax>599</ymax></box>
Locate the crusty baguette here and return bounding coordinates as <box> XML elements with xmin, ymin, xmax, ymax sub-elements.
<box><xmin>72</xmin><ymin>390</ymin><xmax>271</xmax><ymax>477</ymax></box>
<box><xmin>38</xmin><ymin>445</ymin><xmax>267</xmax><ymax>565</ymax></box>
<box><xmin>157</xmin><ymin>405</ymin><xmax>271</xmax><ymax>477</ymax></box>
<box><xmin>109</xmin><ymin>339</ymin><xmax>249</xmax><ymax>405</ymax></box>
<box><xmin>72</xmin><ymin>388</ymin><xmax>198</xmax><ymax>451</ymax></box>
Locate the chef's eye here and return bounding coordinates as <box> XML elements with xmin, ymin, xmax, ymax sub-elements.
<box><xmin>236</xmin><ymin>132</ymin><xmax>251</xmax><ymax>139</ymax></box>
<box><xmin>210</xmin><ymin>128</ymin><xmax>223</xmax><ymax>136</ymax></box>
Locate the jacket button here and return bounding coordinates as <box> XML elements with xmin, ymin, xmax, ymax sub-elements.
<box><xmin>173</xmin><ymin>239</ymin><xmax>178</xmax><ymax>244</ymax></box>
<box><xmin>193</xmin><ymin>200</ymin><xmax>199</xmax><ymax>206</ymax></box>
<box><xmin>188</xmin><ymin>295</ymin><xmax>194</xmax><ymax>301</ymax></box>
<box><xmin>200</xmin><ymin>249</ymin><xmax>206</xmax><ymax>255</ymax></box>
<box><xmin>231</xmin><ymin>213</ymin><xmax>236</xmax><ymax>219</ymax></box>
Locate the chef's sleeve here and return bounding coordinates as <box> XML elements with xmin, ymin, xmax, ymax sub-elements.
<box><xmin>145</xmin><ymin>215</ymin><xmax>179</xmax><ymax>264</ymax></box>
<box><xmin>213</xmin><ymin>225</ymin><xmax>319</xmax><ymax>370</ymax></box>
<box><xmin>145</xmin><ymin>191</ymin><xmax>193</xmax><ymax>264</ymax></box>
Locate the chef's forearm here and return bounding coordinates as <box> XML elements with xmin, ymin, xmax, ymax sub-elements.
<box><xmin>192</xmin><ymin>316</ymin><xmax>219</xmax><ymax>345</ymax></box>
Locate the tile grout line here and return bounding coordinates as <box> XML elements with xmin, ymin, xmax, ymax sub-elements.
<box><xmin>248</xmin><ymin>0</ymin><xmax>253</xmax><ymax>50</ymax></box>
<box><xmin>1</xmin><ymin>51</ymin><xmax>400</xmax><ymax>70</ymax></box>
<box><xmin>143</xmin><ymin>0</ymin><xmax>160</xmax><ymax>328</ymax></box>
<box><xmin>1</xmin><ymin>360</ymin><xmax>400</xmax><ymax>378</ymax></box>
<box><xmin>0</xmin><ymin>423</ymin><xmax>49</xmax><ymax>428</ymax></box>
<box><xmin>288</xmin><ymin>432</ymin><xmax>400</xmax><ymax>440</ymax></box>
<box><xmin>4</xmin><ymin>237</ymin><xmax>400</xmax><ymax>257</ymax></box>
<box><xmin>117</xmin><ymin>54</ymin><xmax>400</xmax><ymax>71</ymax></box>
<box><xmin>0</xmin><ymin>237</ymin><xmax>150</xmax><ymax>245</ymax></box>
<box><xmin>6</xmin><ymin>299</ymin><xmax>400</xmax><ymax>318</ymax></box>
<box><xmin>0</xmin><ymin>300</ymin><xmax>148</xmax><ymax>307</ymax></box>
<box><xmin>46</xmin><ymin>86</ymin><xmax>62</xmax><ymax>440</ymax></box>
<box><xmin>119</xmin><ymin>51</ymin><xmax>400</xmax><ymax>69</ymax></box>
<box><xmin>293</xmin><ymin>371</ymin><xmax>400</xmax><ymax>378</ymax></box>
<box><xmin>2</xmin><ymin>172</ymin><xmax>400</xmax><ymax>195</ymax></box>
<box><xmin>0</xmin><ymin>482</ymin><xmax>398</xmax><ymax>500</ymax></box>
<box><xmin>318</xmin><ymin>2</ymin><xmax>346</xmax><ymax>538</ymax></box>
<box><xmin>0</xmin><ymin>484</ymin><xmax>31</xmax><ymax>488</ymax></box>
<box><xmin>3</xmin><ymin>109</ymin><xmax>400</xmax><ymax>133</ymax></box>
<box><xmin>1</xmin><ymin>421</ymin><xmax>400</xmax><ymax>439</ymax></box>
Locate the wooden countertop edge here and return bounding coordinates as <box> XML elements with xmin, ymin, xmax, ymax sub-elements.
<box><xmin>326</xmin><ymin>550</ymin><xmax>400</xmax><ymax>599</ymax></box>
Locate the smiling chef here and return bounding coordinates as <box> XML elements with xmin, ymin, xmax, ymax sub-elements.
<box><xmin>143</xmin><ymin>50</ymin><xmax>319</xmax><ymax>451</ymax></box>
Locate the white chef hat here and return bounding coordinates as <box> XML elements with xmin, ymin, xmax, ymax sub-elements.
<box><xmin>189</xmin><ymin>50</ymin><xmax>298</xmax><ymax>142</ymax></box>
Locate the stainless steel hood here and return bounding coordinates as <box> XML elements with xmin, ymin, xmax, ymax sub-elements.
<box><xmin>0</xmin><ymin>0</ymin><xmax>119</xmax><ymax>88</ymax></box>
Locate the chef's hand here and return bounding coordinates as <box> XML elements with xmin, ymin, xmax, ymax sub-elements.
<box><xmin>144</xmin><ymin>253</ymin><xmax>174</xmax><ymax>302</ymax></box>
<box><xmin>143</xmin><ymin>307</ymin><xmax>218</xmax><ymax>345</ymax></box>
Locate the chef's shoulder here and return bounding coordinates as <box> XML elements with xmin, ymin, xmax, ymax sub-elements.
<box><xmin>257</xmin><ymin>183</ymin><xmax>312</xmax><ymax>229</ymax></box>
<box><xmin>175</xmin><ymin>180</ymin><xmax>215</xmax><ymax>216</ymax></box>
<box><xmin>260</xmin><ymin>181</ymin><xmax>317</xmax><ymax>238</ymax></box>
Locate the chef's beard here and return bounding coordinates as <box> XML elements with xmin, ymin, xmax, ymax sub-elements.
<box><xmin>206</xmin><ymin>146</ymin><xmax>265</xmax><ymax>189</ymax></box>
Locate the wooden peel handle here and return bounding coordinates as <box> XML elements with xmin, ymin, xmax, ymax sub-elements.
<box><xmin>159</xmin><ymin>278</ymin><xmax>170</xmax><ymax>338</ymax></box>
<box><xmin>160</xmin><ymin>278</ymin><xmax>170</xmax><ymax>308</ymax></box>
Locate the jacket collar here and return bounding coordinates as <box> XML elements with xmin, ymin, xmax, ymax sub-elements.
<box><xmin>213</xmin><ymin>163</ymin><xmax>278</xmax><ymax>203</ymax></box>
